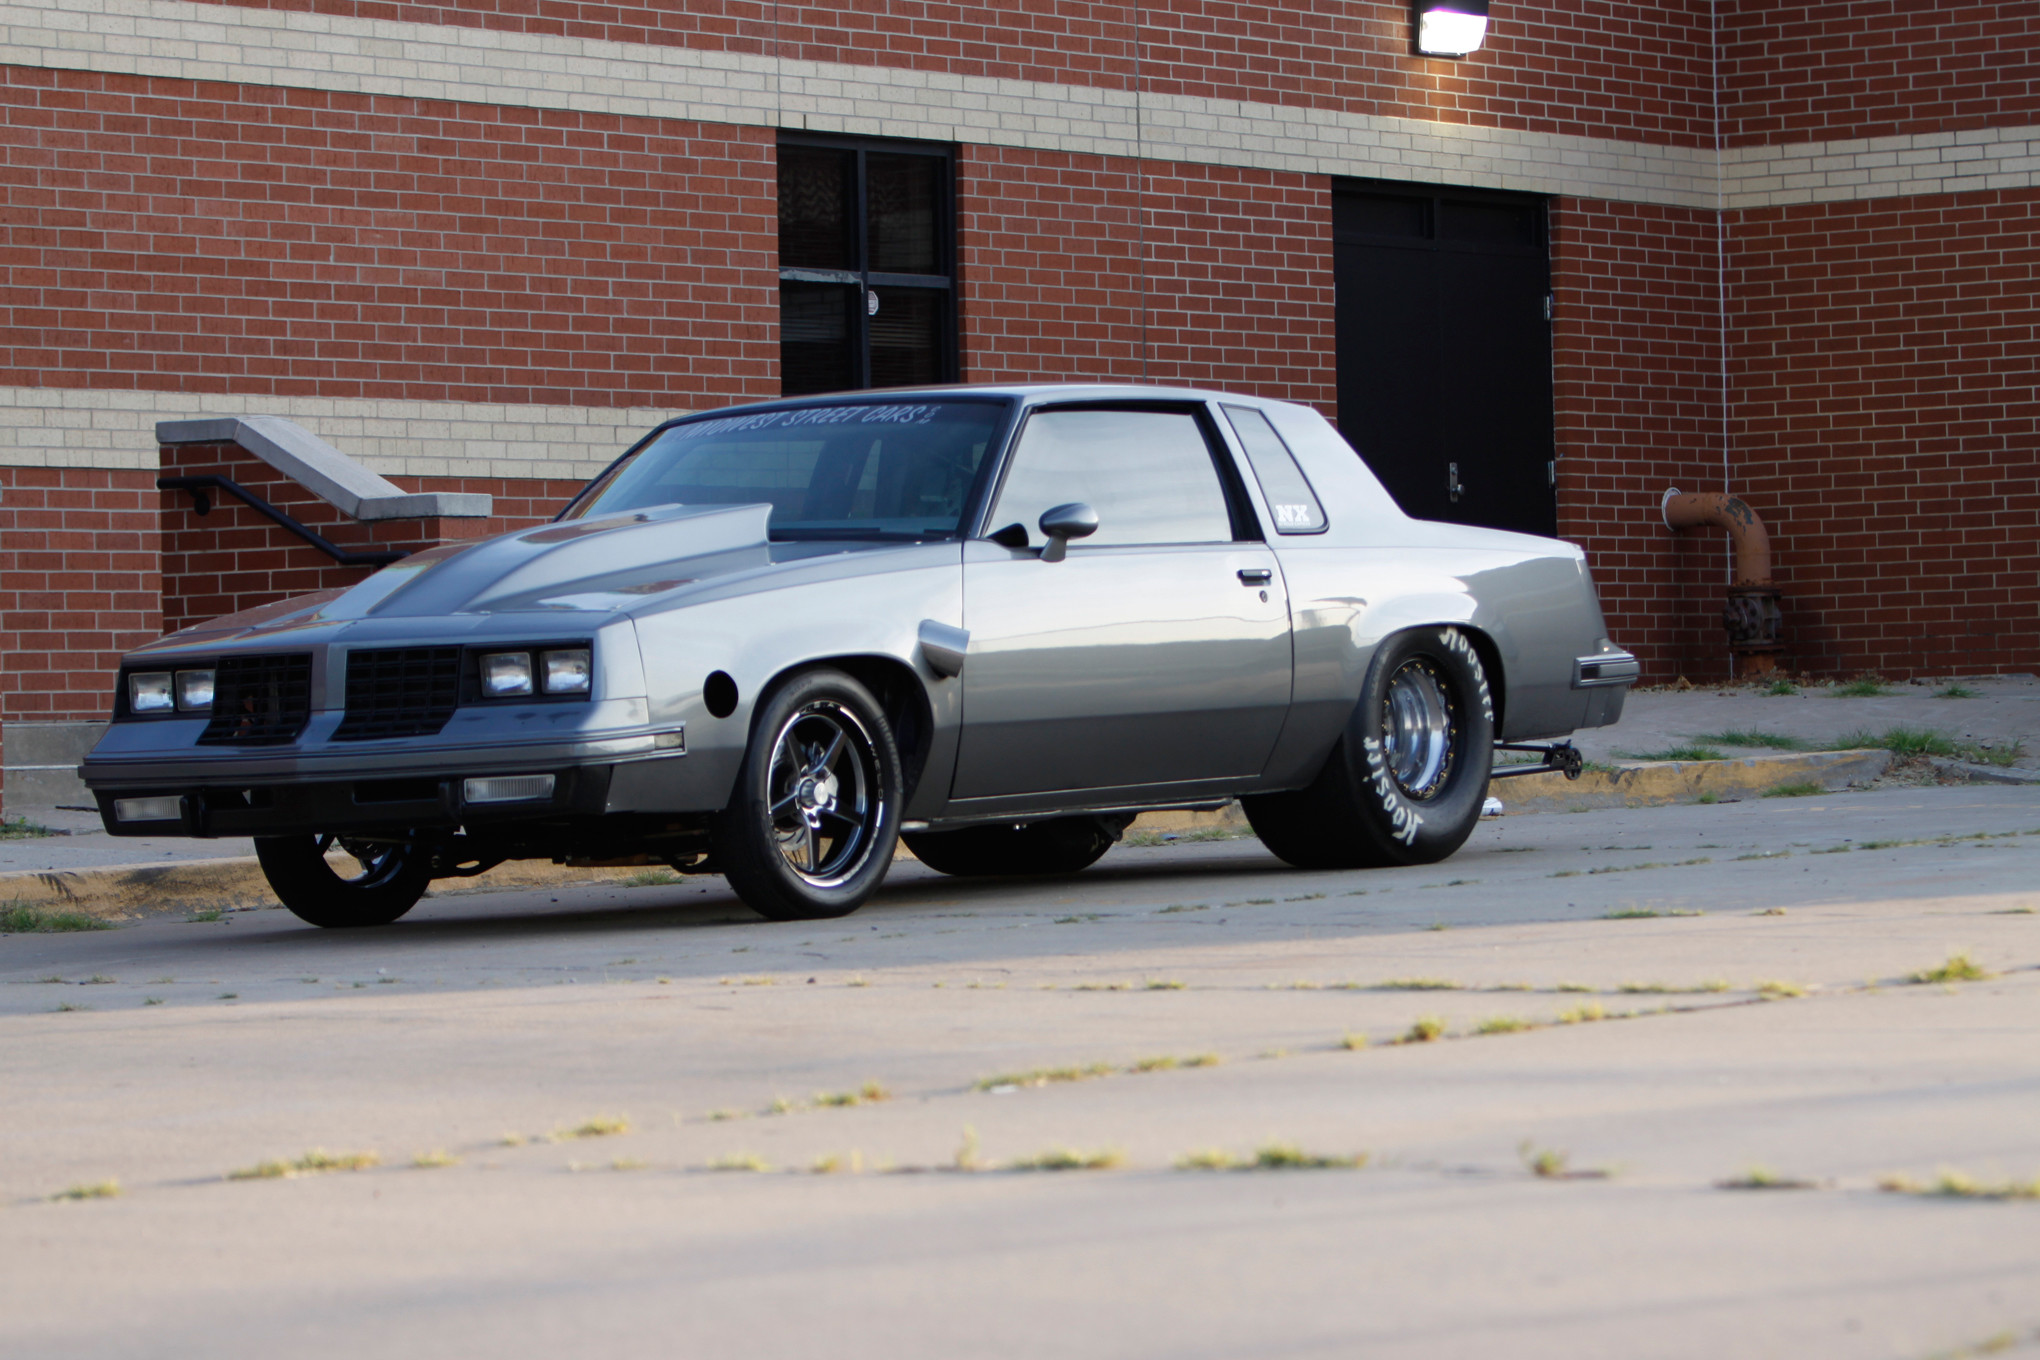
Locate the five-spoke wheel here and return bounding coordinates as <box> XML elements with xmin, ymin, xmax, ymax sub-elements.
<box><xmin>715</xmin><ymin>668</ymin><xmax>903</xmax><ymax>920</ymax></box>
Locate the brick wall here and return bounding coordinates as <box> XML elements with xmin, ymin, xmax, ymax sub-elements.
<box><xmin>958</xmin><ymin>147</ymin><xmax>1336</xmax><ymax>411</ymax></box>
<box><xmin>1728</xmin><ymin>188</ymin><xmax>2040</xmax><ymax>678</ymax></box>
<box><xmin>1723</xmin><ymin>0</ymin><xmax>2040</xmax><ymax>147</ymax></box>
<box><xmin>0</xmin><ymin>467</ymin><xmax>162</xmax><ymax>736</ymax></box>
<box><xmin>1550</xmin><ymin>197</ymin><xmax>1731</xmax><ymax>682</ymax></box>
<box><xmin>0</xmin><ymin>68</ymin><xmax>780</xmax><ymax>408</ymax></box>
<box><xmin>186</xmin><ymin>0</ymin><xmax>1717</xmax><ymax>147</ymax></box>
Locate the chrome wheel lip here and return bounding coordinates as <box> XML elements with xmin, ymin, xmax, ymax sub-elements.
<box><xmin>1381</xmin><ymin>658</ymin><xmax>1457</xmax><ymax>800</ymax></box>
<box><xmin>763</xmin><ymin>700</ymin><xmax>886</xmax><ymax>888</ymax></box>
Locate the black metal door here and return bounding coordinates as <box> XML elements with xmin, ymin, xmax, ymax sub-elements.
<box><xmin>1332</xmin><ymin>180</ymin><xmax>1556</xmax><ymax>537</ymax></box>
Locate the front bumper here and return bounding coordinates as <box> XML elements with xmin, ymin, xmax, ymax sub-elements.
<box><xmin>95</xmin><ymin>765</ymin><xmax>615</xmax><ymax>839</ymax></box>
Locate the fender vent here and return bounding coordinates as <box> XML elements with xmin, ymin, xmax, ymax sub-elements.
<box><xmin>335</xmin><ymin>646</ymin><xmax>463</xmax><ymax>741</ymax></box>
<box><xmin>198</xmin><ymin>654</ymin><xmax>313</xmax><ymax>746</ymax></box>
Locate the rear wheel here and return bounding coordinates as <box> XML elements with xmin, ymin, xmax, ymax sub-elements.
<box><xmin>903</xmin><ymin>816</ymin><xmax>1121</xmax><ymax>877</ymax></box>
<box><xmin>712</xmin><ymin>668</ymin><xmax>902</xmax><ymax>921</ymax></box>
<box><xmin>255</xmin><ymin>834</ymin><xmax>432</xmax><ymax>928</ymax></box>
<box><xmin>1243</xmin><ymin>626</ymin><xmax>1495</xmax><ymax>870</ymax></box>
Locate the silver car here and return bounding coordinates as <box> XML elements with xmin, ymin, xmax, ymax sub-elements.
<box><xmin>82</xmin><ymin>385</ymin><xmax>1636</xmax><ymax>926</ymax></box>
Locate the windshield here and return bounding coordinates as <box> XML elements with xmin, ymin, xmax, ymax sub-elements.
<box><xmin>568</xmin><ymin>399</ymin><xmax>1009</xmax><ymax>540</ymax></box>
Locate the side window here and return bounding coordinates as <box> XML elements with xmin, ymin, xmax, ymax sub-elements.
<box><xmin>989</xmin><ymin>409</ymin><xmax>1234</xmax><ymax>547</ymax></box>
<box><xmin>1223</xmin><ymin>406</ymin><xmax>1327</xmax><ymax>534</ymax></box>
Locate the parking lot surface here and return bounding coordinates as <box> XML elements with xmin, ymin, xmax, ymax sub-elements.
<box><xmin>4</xmin><ymin>785</ymin><xmax>2039</xmax><ymax>1359</ymax></box>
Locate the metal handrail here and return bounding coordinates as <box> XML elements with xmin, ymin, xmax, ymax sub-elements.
<box><xmin>157</xmin><ymin>475</ymin><xmax>408</xmax><ymax>568</ymax></box>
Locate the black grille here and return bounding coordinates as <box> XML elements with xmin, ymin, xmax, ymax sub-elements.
<box><xmin>334</xmin><ymin>646</ymin><xmax>463</xmax><ymax>741</ymax></box>
<box><xmin>198</xmin><ymin>654</ymin><xmax>313</xmax><ymax>746</ymax></box>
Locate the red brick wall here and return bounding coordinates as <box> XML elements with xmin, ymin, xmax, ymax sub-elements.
<box><xmin>959</xmin><ymin>147</ymin><xmax>1336</xmax><ymax>410</ymax></box>
<box><xmin>1723</xmin><ymin>0</ymin><xmax>2040</xmax><ymax>147</ymax></box>
<box><xmin>1727</xmin><ymin>188</ymin><xmax>2040</xmax><ymax>678</ymax></box>
<box><xmin>1550</xmin><ymin>197</ymin><xmax>1731</xmax><ymax>683</ymax></box>
<box><xmin>0</xmin><ymin>467</ymin><xmax>162</xmax><ymax>729</ymax></box>
<box><xmin>0</xmin><ymin>67</ymin><xmax>780</xmax><ymax>407</ymax></box>
<box><xmin>184</xmin><ymin>0</ymin><xmax>1717</xmax><ymax>146</ymax></box>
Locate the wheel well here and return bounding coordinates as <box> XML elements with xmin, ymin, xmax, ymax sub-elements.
<box><xmin>761</xmin><ymin>656</ymin><xmax>936</xmax><ymax>801</ymax></box>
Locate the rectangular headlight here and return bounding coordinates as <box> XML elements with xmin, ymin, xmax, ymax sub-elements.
<box><xmin>128</xmin><ymin>672</ymin><xmax>175</xmax><ymax>714</ymax></box>
<box><xmin>114</xmin><ymin>795</ymin><xmax>183</xmax><ymax>822</ymax></box>
<box><xmin>176</xmin><ymin>669</ymin><xmax>215</xmax><ymax>711</ymax></box>
<box><xmin>463</xmin><ymin>774</ymin><xmax>556</xmax><ymax>804</ymax></box>
<box><xmin>541</xmin><ymin>649</ymin><xmax>591</xmax><ymax>695</ymax></box>
<box><xmin>481</xmin><ymin>652</ymin><xmax>534</xmax><ymax>698</ymax></box>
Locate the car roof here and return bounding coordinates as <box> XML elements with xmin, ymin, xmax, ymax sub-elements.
<box><xmin>664</xmin><ymin>383</ymin><xmax>1301</xmax><ymax>417</ymax></box>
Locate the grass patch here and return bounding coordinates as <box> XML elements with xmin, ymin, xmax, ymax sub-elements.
<box><xmin>1716</xmin><ymin>1165</ymin><xmax>1819</xmax><ymax>1190</ymax></box>
<box><xmin>707</xmin><ymin>1152</ymin><xmax>771</xmax><ymax>1172</ymax></box>
<box><xmin>1689</xmin><ymin>729</ymin><xmax>1811</xmax><ymax>750</ymax></box>
<box><xmin>1520</xmin><ymin>1141</ymin><xmax>1610</xmax><ymax>1180</ymax></box>
<box><xmin>1130</xmin><ymin>1055</ymin><xmax>1178</xmax><ymax>1073</ymax></box>
<box><xmin>1174</xmin><ymin>1148</ymin><xmax>1240</xmax><ymax>1170</ymax></box>
<box><xmin>1602</xmin><ymin>907</ymin><xmax>1702</xmax><ymax>919</ymax></box>
<box><xmin>230</xmin><ymin>1149</ymin><xmax>380</xmax><ymax>1180</ymax></box>
<box><xmin>810</xmin><ymin>1151</ymin><xmax>864</xmax><ymax>1174</ymax></box>
<box><xmin>411</xmin><ymin>1150</ymin><xmax>460</xmax><ymax>1168</ymax></box>
<box><xmin>1831</xmin><ymin>676</ymin><xmax>1891</xmax><ymax>697</ymax></box>
<box><xmin>1339</xmin><ymin>1032</ymin><xmax>1368</xmax><ymax>1050</ymax></box>
<box><xmin>1145</xmin><ymin>978</ymin><xmax>1185</xmax><ymax>990</ymax></box>
<box><xmin>1911</xmin><ymin>952</ymin><xmax>1992</xmax><ymax>984</ymax></box>
<box><xmin>1475</xmin><ymin>1015</ymin><xmax>1532</xmax><ymax>1035</ymax></box>
<box><xmin>1936</xmin><ymin>684</ymin><xmax>1980</xmax><ymax>699</ymax></box>
<box><xmin>1557</xmin><ymin>1002</ymin><xmax>1608</xmax><ymax>1023</ymax></box>
<box><xmin>188</xmin><ymin>907</ymin><xmax>225</xmax><ymax>923</ymax></box>
<box><xmin>620</xmin><ymin>869</ymin><xmax>679</xmax><ymax>887</ymax></box>
<box><xmin>1763</xmin><ymin>781</ymin><xmax>1826</xmax><ymax>798</ymax></box>
<box><xmin>975</xmin><ymin>1062</ymin><xmax>1114</xmax><ymax>1091</ymax></box>
<box><xmin>50</xmin><ymin>1179</ymin><xmax>120</xmax><ymax>1200</ymax></box>
<box><xmin>1399</xmin><ymin>1016</ymin><xmax>1447</xmax><ymax>1044</ymax></box>
<box><xmin>1618</xmin><ymin>744</ymin><xmax>1725</xmax><ymax>763</ymax></box>
<box><xmin>0</xmin><ymin>904</ymin><xmax>112</xmax><ymax>933</ymax></box>
<box><xmin>1879</xmin><ymin>1169</ymin><xmax>2040</xmax><ymax>1201</ymax></box>
<box><xmin>1755</xmin><ymin>979</ymin><xmax>1807</xmax><ymax>999</ymax></box>
<box><xmin>1618</xmin><ymin>980</ymin><xmax>1730</xmax><ymax>994</ymax></box>
<box><xmin>0</xmin><ymin>816</ymin><xmax>57</xmax><ymax>838</ymax></box>
<box><xmin>1377</xmin><ymin>977</ymin><xmax>1463</xmax><ymax>991</ymax></box>
<box><xmin>813</xmin><ymin>1081</ymin><xmax>892</xmax><ymax>1107</ymax></box>
<box><xmin>1181</xmin><ymin>1053</ymin><xmax>1221</xmax><ymax>1068</ymax></box>
<box><xmin>1250</xmin><ymin>1142</ymin><xmax>1366</xmax><ymax>1170</ymax></box>
<box><xmin>556</xmin><ymin>1116</ymin><xmax>630</xmax><ymax>1140</ymax></box>
<box><xmin>1009</xmin><ymin>1146</ymin><xmax>1125</xmax><ymax>1172</ymax></box>
<box><xmin>1764</xmin><ymin>678</ymin><xmax>1800</xmax><ymax>696</ymax></box>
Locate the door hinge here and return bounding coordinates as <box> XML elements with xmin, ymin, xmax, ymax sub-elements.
<box><xmin>1447</xmin><ymin>461</ymin><xmax>1464</xmax><ymax>503</ymax></box>
<box><xmin>1548</xmin><ymin>460</ymin><xmax>1557</xmax><ymax>487</ymax></box>
<box><xmin>1543</xmin><ymin>293</ymin><xmax>1554</xmax><ymax>322</ymax></box>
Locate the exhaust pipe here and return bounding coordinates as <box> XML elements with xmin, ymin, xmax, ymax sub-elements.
<box><xmin>1662</xmin><ymin>488</ymin><xmax>1784</xmax><ymax>674</ymax></box>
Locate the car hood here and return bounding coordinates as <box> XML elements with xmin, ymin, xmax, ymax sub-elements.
<box><xmin>144</xmin><ymin>503</ymin><xmax>851</xmax><ymax>650</ymax></box>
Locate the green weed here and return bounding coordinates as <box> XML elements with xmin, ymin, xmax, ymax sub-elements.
<box><xmin>1716</xmin><ymin>1165</ymin><xmax>1818</xmax><ymax>1190</ymax></box>
<box><xmin>1250</xmin><ymin>1142</ymin><xmax>1366</xmax><ymax>1170</ymax></box>
<box><xmin>1911</xmin><ymin>953</ymin><xmax>1992</xmax><ymax>984</ymax></box>
<box><xmin>1689</xmin><ymin>730</ymin><xmax>1810</xmax><ymax>750</ymax></box>
<box><xmin>1879</xmin><ymin>1169</ymin><xmax>2040</xmax><ymax>1200</ymax></box>
<box><xmin>1764</xmin><ymin>679</ymin><xmax>1800</xmax><ymax>696</ymax></box>
<box><xmin>620</xmin><ymin>869</ymin><xmax>680</xmax><ymax>887</ymax></box>
<box><xmin>1756</xmin><ymin>979</ymin><xmax>1807</xmax><ymax>998</ymax></box>
<box><xmin>411</xmin><ymin>1150</ymin><xmax>460</xmax><ymax>1168</ymax></box>
<box><xmin>1831</xmin><ymin>676</ymin><xmax>1891</xmax><ymax>697</ymax></box>
<box><xmin>50</xmin><ymin>1179</ymin><xmax>120</xmax><ymax>1200</ymax></box>
<box><xmin>1557</xmin><ymin>1002</ymin><xmax>1607</xmax><ymax>1023</ymax></box>
<box><xmin>975</xmin><ymin>1063</ymin><xmax>1114</xmax><ymax>1090</ymax></box>
<box><xmin>1009</xmin><ymin>1146</ymin><xmax>1125</xmax><ymax>1172</ymax></box>
<box><xmin>230</xmin><ymin>1149</ymin><xmax>380</xmax><ymax>1180</ymax></box>
<box><xmin>556</xmin><ymin>1116</ymin><xmax>630</xmax><ymax>1139</ymax></box>
<box><xmin>1763</xmin><ymin>782</ymin><xmax>1826</xmax><ymax>798</ymax></box>
<box><xmin>707</xmin><ymin>1152</ymin><xmax>770</xmax><ymax>1172</ymax></box>
<box><xmin>0</xmin><ymin>816</ymin><xmax>57</xmax><ymax>838</ymax></box>
<box><xmin>1476</xmin><ymin>1015</ymin><xmax>1531</xmax><ymax>1034</ymax></box>
<box><xmin>1619</xmin><ymin>744</ymin><xmax>1725</xmax><ymax>763</ymax></box>
<box><xmin>0</xmin><ymin>904</ymin><xmax>112</xmax><ymax>933</ymax></box>
<box><xmin>1936</xmin><ymin>684</ymin><xmax>1980</xmax><ymax>699</ymax></box>
<box><xmin>1339</xmin><ymin>1032</ymin><xmax>1368</xmax><ymax>1050</ymax></box>
<box><xmin>1399</xmin><ymin>1016</ymin><xmax>1447</xmax><ymax>1044</ymax></box>
<box><xmin>1377</xmin><ymin>977</ymin><xmax>1462</xmax><ymax>991</ymax></box>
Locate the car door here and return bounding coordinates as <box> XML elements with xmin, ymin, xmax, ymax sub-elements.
<box><xmin>949</xmin><ymin>403</ymin><xmax>1292</xmax><ymax>804</ymax></box>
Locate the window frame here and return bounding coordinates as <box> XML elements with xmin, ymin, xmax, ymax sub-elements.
<box><xmin>968</xmin><ymin>400</ymin><xmax>1265</xmax><ymax>549</ymax></box>
<box><xmin>777</xmin><ymin>131</ymin><xmax>961</xmax><ymax>394</ymax></box>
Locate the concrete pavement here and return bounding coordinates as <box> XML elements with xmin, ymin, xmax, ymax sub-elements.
<box><xmin>4</xmin><ymin>784</ymin><xmax>2039</xmax><ymax>1358</ymax></box>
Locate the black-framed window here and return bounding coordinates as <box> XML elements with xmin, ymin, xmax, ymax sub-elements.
<box><xmin>778</xmin><ymin>134</ymin><xmax>959</xmax><ymax>395</ymax></box>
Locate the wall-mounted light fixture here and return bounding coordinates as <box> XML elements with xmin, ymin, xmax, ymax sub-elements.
<box><xmin>1414</xmin><ymin>0</ymin><xmax>1489</xmax><ymax>56</ymax></box>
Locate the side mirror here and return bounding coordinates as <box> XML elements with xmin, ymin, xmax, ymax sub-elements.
<box><xmin>1037</xmin><ymin>503</ymin><xmax>1100</xmax><ymax>563</ymax></box>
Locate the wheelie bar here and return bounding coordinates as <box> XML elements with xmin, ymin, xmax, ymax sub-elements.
<box><xmin>1489</xmin><ymin>741</ymin><xmax>1586</xmax><ymax>781</ymax></box>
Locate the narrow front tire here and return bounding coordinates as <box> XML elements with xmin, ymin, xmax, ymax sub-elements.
<box><xmin>255</xmin><ymin>834</ymin><xmax>432</xmax><ymax>928</ymax></box>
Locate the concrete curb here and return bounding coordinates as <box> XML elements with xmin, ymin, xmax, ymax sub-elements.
<box><xmin>1927</xmin><ymin>757</ymin><xmax>2040</xmax><ymax>786</ymax></box>
<box><xmin>1490</xmin><ymin>748</ymin><xmax>1893</xmax><ymax>814</ymax></box>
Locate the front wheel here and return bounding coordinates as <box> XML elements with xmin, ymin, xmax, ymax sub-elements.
<box><xmin>255</xmin><ymin>834</ymin><xmax>433</xmax><ymax>928</ymax></box>
<box><xmin>1243</xmin><ymin>626</ymin><xmax>1495</xmax><ymax>870</ymax></box>
<box><xmin>712</xmin><ymin>668</ymin><xmax>903</xmax><ymax>921</ymax></box>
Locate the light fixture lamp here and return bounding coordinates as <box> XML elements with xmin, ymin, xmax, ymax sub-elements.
<box><xmin>1414</xmin><ymin>0</ymin><xmax>1489</xmax><ymax>56</ymax></box>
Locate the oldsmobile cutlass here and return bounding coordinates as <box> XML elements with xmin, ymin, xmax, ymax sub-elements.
<box><xmin>82</xmin><ymin>385</ymin><xmax>1635</xmax><ymax>925</ymax></box>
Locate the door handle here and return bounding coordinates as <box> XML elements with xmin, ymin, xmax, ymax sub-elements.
<box><xmin>1237</xmin><ymin>568</ymin><xmax>1273</xmax><ymax>585</ymax></box>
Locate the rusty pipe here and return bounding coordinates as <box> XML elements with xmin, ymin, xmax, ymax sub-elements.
<box><xmin>1661</xmin><ymin>489</ymin><xmax>1772</xmax><ymax>587</ymax></box>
